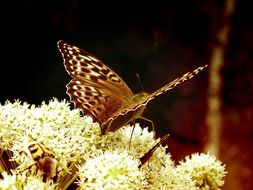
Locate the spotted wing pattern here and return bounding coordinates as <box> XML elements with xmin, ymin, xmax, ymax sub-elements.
<box><xmin>58</xmin><ymin>40</ymin><xmax>133</xmax><ymax>124</ymax></box>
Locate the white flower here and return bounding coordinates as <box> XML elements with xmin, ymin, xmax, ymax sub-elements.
<box><xmin>78</xmin><ymin>151</ymin><xmax>147</xmax><ymax>189</ymax></box>
<box><xmin>176</xmin><ymin>152</ymin><xmax>227</xmax><ymax>190</ymax></box>
<box><xmin>0</xmin><ymin>99</ymin><xmax>227</xmax><ymax>189</ymax></box>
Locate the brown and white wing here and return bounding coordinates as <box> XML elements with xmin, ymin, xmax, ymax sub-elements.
<box><xmin>148</xmin><ymin>64</ymin><xmax>208</xmax><ymax>100</ymax></box>
<box><xmin>57</xmin><ymin>40</ymin><xmax>134</xmax><ymax>123</ymax></box>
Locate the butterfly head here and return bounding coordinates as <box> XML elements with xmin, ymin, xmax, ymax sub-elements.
<box><xmin>129</xmin><ymin>92</ymin><xmax>149</xmax><ymax>104</ymax></box>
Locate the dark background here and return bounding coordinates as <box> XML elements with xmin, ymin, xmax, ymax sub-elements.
<box><xmin>1</xmin><ymin>1</ymin><xmax>253</xmax><ymax>189</ymax></box>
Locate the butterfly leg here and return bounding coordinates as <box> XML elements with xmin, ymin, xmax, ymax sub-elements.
<box><xmin>128</xmin><ymin>122</ymin><xmax>136</xmax><ymax>149</ymax></box>
<box><xmin>128</xmin><ymin>117</ymin><xmax>155</xmax><ymax>149</ymax></box>
<box><xmin>137</xmin><ymin>117</ymin><xmax>156</xmax><ymax>138</ymax></box>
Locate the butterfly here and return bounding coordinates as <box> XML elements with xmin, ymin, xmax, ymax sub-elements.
<box><xmin>57</xmin><ymin>40</ymin><xmax>207</xmax><ymax>135</ymax></box>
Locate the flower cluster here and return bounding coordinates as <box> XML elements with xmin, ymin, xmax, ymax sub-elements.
<box><xmin>176</xmin><ymin>153</ymin><xmax>227</xmax><ymax>190</ymax></box>
<box><xmin>0</xmin><ymin>98</ymin><xmax>226</xmax><ymax>189</ymax></box>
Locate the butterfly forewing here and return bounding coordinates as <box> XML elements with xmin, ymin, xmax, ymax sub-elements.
<box><xmin>57</xmin><ymin>40</ymin><xmax>133</xmax><ymax>97</ymax></box>
<box><xmin>57</xmin><ymin>40</ymin><xmax>133</xmax><ymax>124</ymax></box>
<box><xmin>149</xmin><ymin>65</ymin><xmax>208</xmax><ymax>100</ymax></box>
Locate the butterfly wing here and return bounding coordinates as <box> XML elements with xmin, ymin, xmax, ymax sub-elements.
<box><xmin>102</xmin><ymin>65</ymin><xmax>208</xmax><ymax>132</ymax></box>
<box><xmin>148</xmin><ymin>64</ymin><xmax>208</xmax><ymax>100</ymax></box>
<box><xmin>57</xmin><ymin>40</ymin><xmax>134</xmax><ymax>124</ymax></box>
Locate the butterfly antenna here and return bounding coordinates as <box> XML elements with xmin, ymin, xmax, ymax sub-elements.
<box><xmin>136</xmin><ymin>73</ymin><xmax>145</xmax><ymax>92</ymax></box>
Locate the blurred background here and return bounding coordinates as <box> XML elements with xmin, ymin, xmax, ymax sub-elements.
<box><xmin>1</xmin><ymin>0</ymin><xmax>252</xmax><ymax>189</ymax></box>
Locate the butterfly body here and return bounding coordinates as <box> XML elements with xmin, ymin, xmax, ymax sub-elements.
<box><xmin>57</xmin><ymin>40</ymin><xmax>207</xmax><ymax>134</ymax></box>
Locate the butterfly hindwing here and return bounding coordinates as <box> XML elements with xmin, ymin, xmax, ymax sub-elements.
<box><xmin>67</xmin><ymin>79</ymin><xmax>125</xmax><ymax>124</ymax></box>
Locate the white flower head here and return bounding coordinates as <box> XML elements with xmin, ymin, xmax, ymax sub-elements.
<box><xmin>176</xmin><ymin>152</ymin><xmax>227</xmax><ymax>190</ymax></box>
<box><xmin>78</xmin><ymin>150</ymin><xmax>147</xmax><ymax>189</ymax></box>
